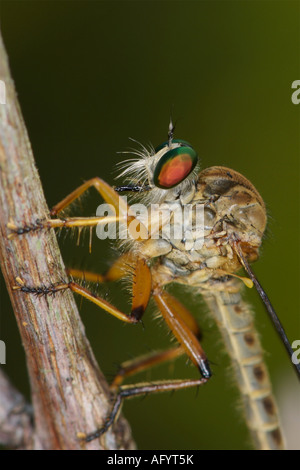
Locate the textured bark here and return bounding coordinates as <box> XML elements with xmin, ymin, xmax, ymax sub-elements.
<box><xmin>0</xmin><ymin>31</ymin><xmax>135</xmax><ymax>450</ymax></box>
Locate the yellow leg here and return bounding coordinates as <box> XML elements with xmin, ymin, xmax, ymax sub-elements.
<box><xmin>67</xmin><ymin>251</ymin><xmax>138</xmax><ymax>284</ymax></box>
<box><xmin>153</xmin><ymin>288</ymin><xmax>211</xmax><ymax>379</ymax></box>
<box><xmin>13</xmin><ymin>257</ymin><xmax>152</xmax><ymax>324</ymax></box>
<box><xmin>8</xmin><ymin>177</ymin><xmax>148</xmax><ymax>240</ymax></box>
<box><xmin>50</xmin><ymin>177</ymin><xmax>128</xmax><ymax>218</ymax></box>
<box><xmin>110</xmin><ymin>346</ymin><xmax>184</xmax><ymax>389</ymax></box>
<box><xmin>110</xmin><ymin>292</ymin><xmax>204</xmax><ymax>388</ymax></box>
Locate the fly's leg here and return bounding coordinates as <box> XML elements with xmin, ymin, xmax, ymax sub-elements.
<box><xmin>71</xmin><ymin>257</ymin><xmax>151</xmax><ymax>322</ymax></box>
<box><xmin>153</xmin><ymin>288</ymin><xmax>211</xmax><ymax>379</ymax></box>
<box><xmin>111</xmin><ymin>295</ymin><xmax>203</xmax><ymax>388</ymax></box>
<box><xmin>110</xmin><ymin>347</ymin><xmax>184</xmax><ymax>389</ymax></box>
<box><xmin>8</xmin><ymin>177</ymin><xmax>148</xmax><ymax>241</ymax></box>
<box><xmin>67</xmin><ymin>262</ymin><xmax>190</xmax><ymax>387</ymax></box>
<box><xmin>84</xmin><ymin>377</ymin><xmax>209</xmax><ymax>443</ymax></box>
<box><xmin>67</xmin><ymin>252</ymin><xmax>136</xmax><ymax>284</ymax></box>
<box><xmin>50</xmin><ymin>177</ymin><xmax>128</xmax><ymax>217</ymax></box>
<box><xmin>84</xmin><ymin>292</ymin><xmax>210</xmax><ymax>443</ymax></box>
<box><xmin>13</xmin><ymin>257</ymin><xmax>152</xmax><ymax>324</ymax></box>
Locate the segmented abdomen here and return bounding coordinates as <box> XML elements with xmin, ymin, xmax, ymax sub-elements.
<box><xmin>202</xmin><ymin>287</ymin><xmax>285</xmax><ymax>450</ymax></box>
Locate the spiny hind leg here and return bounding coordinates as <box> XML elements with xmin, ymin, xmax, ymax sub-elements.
<box><xmin>13</xmin><ymin>257</ymin><xmax>152</xmax><ymax>324</ymax></box>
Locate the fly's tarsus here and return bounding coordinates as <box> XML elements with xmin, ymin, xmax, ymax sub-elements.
<box><xmin>12</xmin><ymin>277</ymin><xmax>69</xmax><ymax>296</ymax></box>
<box><xmin>84</xmin><ymin>377</ymin><xmax>209</xmax><ymax>443</ymax></box>
<box><xmin>84</xmin><ymin>395</ymin><xmax>122</xmax><ymax>443</ymax></box>
<box><xmin>7</xmin><ymin>218</ymin><xmax>47</xmax><ymax>237</ymax></box>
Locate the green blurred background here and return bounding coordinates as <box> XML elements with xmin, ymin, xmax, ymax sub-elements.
<box><xmin>0</xmin><ymin>0</ymin><xmax>299</xmax><ymax>450</ymax></box>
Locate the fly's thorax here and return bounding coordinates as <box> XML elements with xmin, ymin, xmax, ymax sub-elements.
<box><xmin>196</xmin><ymin>166</ymin><xmax>267</xmax><ymax>248</ymax></box>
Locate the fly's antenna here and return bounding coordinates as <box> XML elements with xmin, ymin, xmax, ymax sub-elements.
<box><xmin>168</xmin><ymin>115</ymin><xmax>175</xmax><ymax>148</ymax></box>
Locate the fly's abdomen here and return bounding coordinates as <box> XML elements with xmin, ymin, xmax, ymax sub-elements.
<box><xmin>202</xmin><ymin>287</ymin><xmax>285</xmax><ymax>450</ymax></box>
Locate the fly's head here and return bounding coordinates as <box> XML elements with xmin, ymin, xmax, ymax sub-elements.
<box><xmin>116</xmin><ymin>128</ymin><xmax>199</xmax><ymax>204</ymax></box>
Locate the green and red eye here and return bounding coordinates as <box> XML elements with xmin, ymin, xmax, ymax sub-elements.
<box><xmin>153</xmin><ymin>141</ymin><xmax>198</xmax><ymax>189</ymax></box>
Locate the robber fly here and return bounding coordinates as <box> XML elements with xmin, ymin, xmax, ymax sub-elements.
<box><xmin>10</xmin><ymin>121</ymin><xmax>300</xmax><ymax>450</ymax></box>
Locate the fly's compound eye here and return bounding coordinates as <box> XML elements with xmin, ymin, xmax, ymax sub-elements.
<box><xmin>153</xmin><ymin>145</ymin><xmax>198</xmax><ymax>189</ymax></box>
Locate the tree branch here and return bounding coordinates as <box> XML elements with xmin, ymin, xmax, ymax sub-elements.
<box><xmin>0</xmin><ymin>30</ymin><xmax>135</xmax><ymax>450</ymax></box>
